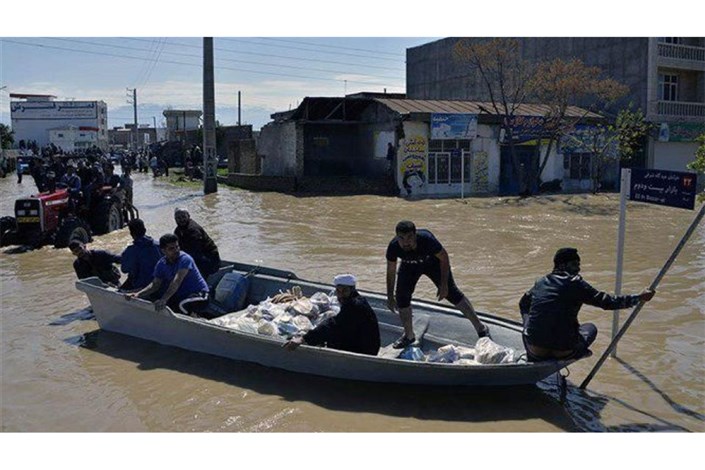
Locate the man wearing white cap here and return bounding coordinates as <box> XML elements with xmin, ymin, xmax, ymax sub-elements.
<box><xmin>283</xmin><ymin>274</ymin><xmax>380</xmax><ymax>355</ymax></box>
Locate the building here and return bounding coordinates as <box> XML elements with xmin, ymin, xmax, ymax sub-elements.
<box><xmin>108</xmin><ymin>125</ymin><xmax>158</xmax><ymax>149</ymax></box>
<box><xmin>10</xmin><ymin>93</ymin><xmax>109</xmax><ymax>150</ymax></box>
<box><xmin>163</xmin><ymin>110</ymin><xmax>202</xmax><ymax>142</ymax></box>
<box><xmin>406</xmin><ymin>37</ymin><xmax>705</xmax><ymax>180</ymax></box>
<box><xmin>255</xmin><ymin>94</ymin><xmax>603</xmax><ymax>197</ymax></box>
<box><xmin>48</xmin><ymin>125</ymin><xmax>100</xmax><ymax>152</ymax></box>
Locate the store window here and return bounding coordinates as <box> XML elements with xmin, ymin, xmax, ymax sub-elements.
<box><xmin>658</xmin><ymin>73</ymin><xmax>679</xmax><ymax>101</ymax></box>
<box><xmin>428</xmin><ymin>139</ymin><xmax>472</xmax><ymax>184</ymax></box>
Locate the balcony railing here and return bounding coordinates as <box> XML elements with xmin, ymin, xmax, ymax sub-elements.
<box><xmin>654</xmin><ymin>100</ymin><xmax>705</xmax><ymax>118</ymax></box>
<box><xmin>657</xmin><ymin>42</ymin><xmax>705</xmax><ymax>62</ymax></box>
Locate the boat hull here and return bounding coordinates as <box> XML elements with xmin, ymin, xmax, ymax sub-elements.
<box><xmin>76</xmin><ymin>265</ymin><xmax>578</xmax><ymax>386</ymax></box>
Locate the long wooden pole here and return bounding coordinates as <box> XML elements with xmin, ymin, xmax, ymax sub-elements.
<box><xmin>580</xmin><ymin>202</ymin><xmax>705</xmax><ymax>389</ymax></box>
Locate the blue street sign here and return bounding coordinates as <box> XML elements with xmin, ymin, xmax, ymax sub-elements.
<box><xmin>629</xmin><ymin>168</ymin><xmax>698</xmax><ymax>210</ymax></box>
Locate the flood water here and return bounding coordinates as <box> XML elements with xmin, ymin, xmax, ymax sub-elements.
<box><xmin>1</xmin><ymin>171</ymin><xmax>703</xmax><ymax>433</ymax></box>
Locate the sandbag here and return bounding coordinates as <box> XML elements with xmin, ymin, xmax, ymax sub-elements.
<box><xmin>474</xmin><ymin>337</ymin><xmax>517</xmax><ymax>364</ymax></box>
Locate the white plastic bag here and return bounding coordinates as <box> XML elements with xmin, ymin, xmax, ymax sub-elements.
<box><xmin>426</xmin><ymin>344</ymin><xmax>459</xmax><ymax>363</ymax></box>
<box><xmin>474</xmin><ymin>337</ymin><xmax>517</xmax><ymax>364</ymax></box>
<box><xmin>257</xmin><ymin>320</ymin><xmax>279</xmax><ymax>337</ymax></box>
<box><xmin>456</xmin><ymin>346</ymin><xmax>476</xmax><ymax>360</ymax></box>
<box><xmin>292</xmin><ymin>315</ymin><xmax>313</xmax><ymax>333</ymax></box>
<box><xmin>231</xmin><ymin>317</ymin><xmax>260</xmax><ymax>334</ymax></box>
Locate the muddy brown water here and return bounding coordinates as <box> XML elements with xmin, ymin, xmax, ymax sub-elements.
<box><xmin>1</xmin><ymin>172</ymin><xmax>703</xmax><ymax>432</ymax></box>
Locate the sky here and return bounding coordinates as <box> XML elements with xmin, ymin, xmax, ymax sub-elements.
<box><xmin>1</xmin><ymin>1</ymin><xmax>699</xmax><ymax>133</ymax></box>
<box><xmin>1</xmin><ymin>36</ymin><xmax>434</xmax><ymax>131</ymax></box>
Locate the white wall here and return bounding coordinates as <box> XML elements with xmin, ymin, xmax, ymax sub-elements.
<box><xmin>258</xmin><ymin>121</ymin><xmax>298</xmax><ymax>176</ymax></box>
<box><xmin>653</xmin><ymin>141</ymin><xmax>699</xmax><ymax>173</ymax></box>
<box><xmin>11</xmin><ymin>100</ymin><xmax>107</xmax><ymax>148</ymax></box>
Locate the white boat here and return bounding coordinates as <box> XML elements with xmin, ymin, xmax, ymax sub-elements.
<box><xmin>75</xmin><ymin>261</ymin><xmax>583</xmax><ymax>386</ymax></box>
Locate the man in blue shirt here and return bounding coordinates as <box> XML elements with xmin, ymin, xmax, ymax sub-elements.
<box><xmin>120</xmin><ymin>219</ymin><xmax>163</xmax><ymax>291</ymax></box>
<box><xmin>519</xmin><ymin>247</ymin><xmax>655</xmax><ymax>361</ymax></box>
<box><xmin>126</xmin><ymin>233</ymin><xmax>209</xmax><ymax>316</ymax></box>
<box><xmin>386</xmin><ymin>220</ymin><xmax>490</xmax><ymax>348</ymax></box>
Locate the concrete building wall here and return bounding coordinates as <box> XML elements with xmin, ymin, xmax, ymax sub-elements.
<box><xmin>229</xmin><ymin>139</ymin><xmax>258</xmax><ymax>175</ymax></box>
<box><xmin>407</xmin><ymin>37</ymin><xmax>651</xmax><ymax>114</ymax></box>
<box><xmin>472</xmin><ymin>124</ymin><xmax>501</xmax><ymax>194</ymax></box>
<box><xmin>257</xmin><ymin>121</ymin><xmax>298</xmax><ymax>177</ymax></box>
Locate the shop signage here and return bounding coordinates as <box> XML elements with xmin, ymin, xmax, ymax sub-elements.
<box><xmin>431</xmin><ymin>113</ymin><xmax>477</xmax><ymax>140</ymax></box>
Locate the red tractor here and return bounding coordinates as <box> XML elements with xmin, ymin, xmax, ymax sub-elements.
<box><xmin>0</xmin><ymin>186</ymin><xmax>137</xmax><ymax>249</ymax></box>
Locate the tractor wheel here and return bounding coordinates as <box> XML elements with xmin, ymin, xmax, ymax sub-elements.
<box><xmin>91</xmin><ymin>200</ymin><xmax>123</xmax><ymax>235</ymax></box>
<box><xmin>54</xmin><ymin>217</ymin><xmax>92</xmax><ymax>249</ymax></box>
<box><xmin>0</xmin><ymin>216</ymin><xmax>18</xmax><ymax>247</ymax></box>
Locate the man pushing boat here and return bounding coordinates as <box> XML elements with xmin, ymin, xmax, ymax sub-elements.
<box><xmin>519</xmin><ymin>247</ymin><xmax>655</xmax><ymax>362</ymax></box>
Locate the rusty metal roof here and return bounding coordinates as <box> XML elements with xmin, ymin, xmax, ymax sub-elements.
<box><xmin>374</xmin><ymin>98</ymin><xmax>602</xmax><ymax>119</ymax></box>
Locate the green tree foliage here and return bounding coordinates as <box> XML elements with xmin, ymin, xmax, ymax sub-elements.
<box><xmin>614</xmin><ymin>105</ymin><xmax>653</xmax><ymax>163</ymax></box>
<box><xmin>687</xmin><ymin>133</ymin><xmax>705</xmax><ymax>202</ymax></box>
<box><xmin>0</xmin><ymin>124</ymin><xmax>14</xmax><ymax>149</ymax></box>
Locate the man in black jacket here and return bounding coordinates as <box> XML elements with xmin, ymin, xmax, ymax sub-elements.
<box><xmin>173</xmin><ymin>208</ymin><xmax>221</xmax><ymax>279</ymax></box>
<box><xmin>519</xmin><ymin>247</ymin><xmax>655</xmax><ymax>361</ymax></box>
<box><xmin>283</xmin><ymin>274</ymin><xmax>381</xmax><ymax>356</ymax></box>
<box><xmin>69</xmin><ymin>240</ymin><xmax>121</xmax><ymax>287</ymax></box>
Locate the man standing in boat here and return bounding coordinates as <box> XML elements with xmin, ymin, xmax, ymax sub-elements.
<box><xmin>386</xmin><ymin>220</ymin><xmax>490</xmax><ymax>349</ymax></box>
<box><xmin>283</xmin><ymin>274</ymin><xmax>381</xmax><ymax>356</ymax></box>
<box><xmin>173</xmin><ymin>208</ymin><xmax>221</xmax><ymax>280</ymax></box>
<box><xmin>125</xmin><ymin>233</ymin><xmax>209</xmax><ymax>316</ymax></box>
<box><xmin>519</xmin><ymin>247</ymin><xmax>655</xmax><ymax>361</ymax></box>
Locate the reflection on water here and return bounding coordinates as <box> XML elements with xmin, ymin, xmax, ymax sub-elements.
<box><xmin>1</xmin><ymin>173</ymin><xmax>703</xmax><ymax>432</ymax></box>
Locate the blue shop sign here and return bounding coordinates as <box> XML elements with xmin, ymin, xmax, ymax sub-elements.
<box><xmin>431</xmin><ymin>113</ymin><xmax>477</xmax><ymax>140</ymax></box>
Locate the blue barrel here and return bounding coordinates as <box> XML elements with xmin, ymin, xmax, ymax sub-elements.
<box><xmin>214</xmin><ymin>272</ymin><xmax>250</xmax><ymax>312</ymax></box>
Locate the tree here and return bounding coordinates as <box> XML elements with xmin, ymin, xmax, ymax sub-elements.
<box><xmin>0</xmin><ymin>123</ymin><xmax>14</xmax><ymax>149</ymax></box>
<box><xmin>530</xmin><ymin>58</ymin><xmax>629</xmax><ymax>191</ymax></box>
<box><xmin>687</xmin><ymin>133</ymin><xmax>705</xmax><ymax>202</ymax></box>
<box><xmin>614</xmin><ymin>105</ymin><xmax>653</xmax><ymax>164</ymax></box>
<box><xmin>454</xmin><ymin>38</ymin><xmax>536</xmax><ymax>195</ymax></box>
<box><xmin>560</xmin><ymin>106</ymin><xmax>651</xmax><ymax>193</ymax></box>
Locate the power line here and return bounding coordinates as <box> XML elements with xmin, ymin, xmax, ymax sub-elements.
<box><xmin>218</xmin><ymin>37</ymin><xmax>403</xmax><ymax>62</ymax></box>
<box><xmin>254</xmin><ymin>37</ymin><xmax>404</xmax><ymax>57</ymax></box>
<box><xmin>42</xmin><ymin>37</ymin><xmax>402</xmax><ymax>82</ymax></box>
<box><xmin>4</xmin><ymin>39</ymin><xmax>405</xmax><ymax>88</ymax></box>
<box><xmin>120</xmin><ymin>37</ymin><xmax>403</xmax><ymax>72</ymax></box>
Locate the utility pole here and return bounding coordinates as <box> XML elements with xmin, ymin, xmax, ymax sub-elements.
<box><xmin>126</xmin><ymin>88</ymin><xmax>138</xmax><ymax>150</ymax></box>
<box><xmin>203</xmin><ymin>37</ymin><xmax>217</xmax><ymax>194</ymax></box>
<box><xmin>152</xmin><ymin>116</ymin><xmax>157</xmax><ymax>142</ymax></box>
<box><xmin>238</xmin><ymin>91</ymin><xmax>241</xmax><ymax>126</ymax></box>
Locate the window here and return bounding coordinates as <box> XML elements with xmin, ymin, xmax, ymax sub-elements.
<box><xmin>658</xmin><ymin>73</ymin><xmax>679</xmax><ymax>101</ymax></box>
<box><xmin>57</xmin><ymin>133</ymin><xmax>64</xmax><ymax>137</ymax></box>
<box><xmin>564</xmin><ymin>153</ymin><xmax>592</xmax><ymax>180</ymax></box>
<box><xmin>660</xmin><ymin>37</ymin><xmax>682</xmax><ymax>44</ymax></box>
